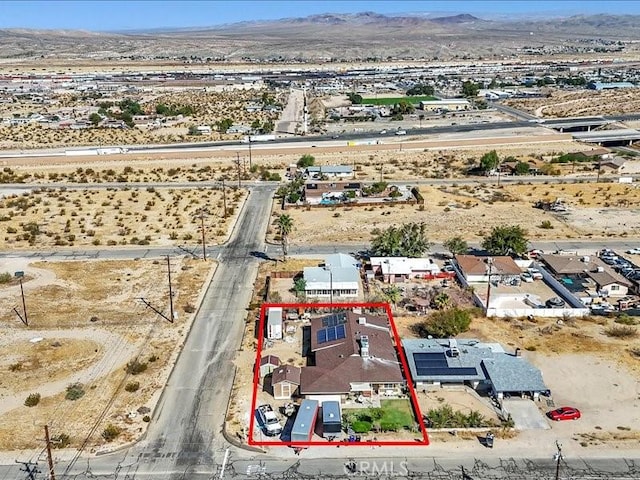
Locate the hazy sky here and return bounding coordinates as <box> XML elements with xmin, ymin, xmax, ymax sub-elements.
<box><xmin>1</xmin><ymin>0</ymin><xmax>638</xmax><ymax>31</ymax></box>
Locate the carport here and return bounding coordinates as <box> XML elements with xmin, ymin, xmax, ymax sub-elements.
<box><xmin>502</xmin><ymin>398</ymin><xmax>550</xmax><ymax>430</ymax></box>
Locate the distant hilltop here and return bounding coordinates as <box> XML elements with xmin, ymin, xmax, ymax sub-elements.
<box><xmin>0</xmin><ymin>12</ymin><xmax>639</xmax><ymax>62</ymax></box>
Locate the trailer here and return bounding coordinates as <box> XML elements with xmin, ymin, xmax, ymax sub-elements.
<box><xmin>321</xmin><ymin>401</ymin><xmax>342</xmax><ymax>440</ymax></box>
<box><xmin>242</xmin><ymin>134</ymin><xmax>276</xmax><ymax>143</ymax></box>
<box><xmin>266</xmin><ymin>307</ymin><xmax>283</xmax><ymax>340</ymax></box>
<box><xmin>290</xmin><ymin>399</ymin><xmax>319</xmax><ymax>442</ymax></box>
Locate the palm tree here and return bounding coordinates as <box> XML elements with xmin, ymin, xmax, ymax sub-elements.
<box><xmin>383</xmin><ymin>285</ymin><xmax>402</xmax><ymax>311</ymax></box>
<box><xmin>433</xmin><ymin>292</ymin><xmax>451</xmax><ymax>310</ymax></box>
<box><xmin>276</xmin><ymin>214</ymin><xmax>293</xmax><ymax>262</ymax></box>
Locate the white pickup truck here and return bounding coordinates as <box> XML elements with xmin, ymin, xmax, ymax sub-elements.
<box><xmin>256</xmin><ymin>404</ymin><xmax>283</xmax><ymax>436</ymax></box>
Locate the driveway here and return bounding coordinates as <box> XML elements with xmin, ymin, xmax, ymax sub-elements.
<box><xmin>502</xmin><ymin>398</ymin><xmax>550</xmax><ymax>430</ymax></box>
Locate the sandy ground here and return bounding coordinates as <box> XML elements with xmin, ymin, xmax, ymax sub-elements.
<box><xmin>0</xmin><ymin>256</ymin><xmax>214</xmax><ymax>449</ymax></box>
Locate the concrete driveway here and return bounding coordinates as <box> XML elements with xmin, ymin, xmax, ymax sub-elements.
<box><xmin>502</xmin><ymin>398</ymin><xmax>550</xmax><ymax>430</ymax></box>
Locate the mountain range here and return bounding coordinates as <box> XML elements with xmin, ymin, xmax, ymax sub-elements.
<box><xmin>0</xmin><ymin>12</ymin><xmax>638</xmax><ymax>62</ymax></box>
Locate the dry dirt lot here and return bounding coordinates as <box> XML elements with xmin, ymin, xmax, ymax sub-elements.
<box><xmin>504</xmin><ymin>87</ymin><xmax>640</xmax><ymax>118</ymax></box>
<box><xmin>272</xmin><ymin>181</ymin><xmax>640</xmax><ymax>245</ymax></box>
<box><xmin>0</xmin><ymin>256</ymin><xmax>213</xmax><ymax>450</ymax></box>
<box><xmin>0</xmin><ymin>186</ymin><xmax>246</xmax><ymax>249</ymax></box>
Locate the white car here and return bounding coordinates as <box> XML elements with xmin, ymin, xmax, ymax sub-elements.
<box><xmin>527</xmin><ymin>268</ymin><xmax>544</xmax><ymax>280</ymax></box>
<box><xmin>521</xmin><ymin>272</ymin><xmax>534</xmax><ymax>283</ymax></box>
<box><xmin>395</xmin><ymin>130</ymin><xmax>407</xmax><ymax>136</ymax></box>
<box><xmin>626</xmin><ymin>248</ymin><xmax>640</xmax><ymax>255</ymax></box>
<box><xmin>379</xmin><ymin>129</ymin><xmax>388</xmax><ymax>134</ymax></box>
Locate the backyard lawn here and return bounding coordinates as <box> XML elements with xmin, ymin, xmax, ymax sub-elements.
<box><xmin>345</xmin><ymin>399</ymin><xmax>417</xmax><ymax>433</ymax></box>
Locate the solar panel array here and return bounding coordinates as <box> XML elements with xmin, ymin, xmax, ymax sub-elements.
<box><xmin>317</xmin><ymin>324</ymin><xmax>347</xmax><ymax>344</ymax></box>
<box><xmin>413</xmin><ymin>352</ymin><xmax>478</xmax><ymax>377</ymax></box>
<box><xmin>322</xmin><ymin>313</ymin><xmax>347</xmax><ymax>328</ymax></box>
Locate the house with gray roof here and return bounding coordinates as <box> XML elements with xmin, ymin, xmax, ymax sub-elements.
<box><xmin>303</xmin><ymin>254</ymin><xmax>360</xmax><ymax>299</ymax></box>
<box><xmin>305</xmin><ymin>165</ymin><xmax>353</xmax><ymax>179</ymax></box>
<box><xmin>403</xmin><ymin>338</ymin><xmax>548</xmax><ymax>400</ymax></box>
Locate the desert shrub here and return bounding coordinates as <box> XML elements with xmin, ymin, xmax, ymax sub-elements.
<box><xmin>142</xmin><ymin>415</ymin><xmax>151</xmax><ymax>423</ymax></box>
<box><xmin>351</xmin><ymin>420</ymin><xmax>372</xmax><ymax>433</ymax></box>
<box><xmin>9</xmin><ymin>362</ymin><xmax>22</xmax><ymax>372</ymax></box>
<box><xmin>605</xmin><ymin>325</ymin><xmax>637</xmax><ymax>338</ymax></box>
<box><xmin>65</xmin><ymin>383</ymin><xmax>85</xmax><ymax>401</ymax></box>
<box><xmin>125</xmin><ymin>359</ymin><xmax>148</xmax><ymax>375</ymax></box>
<box><xmin>539</xmin><ymin>220</ymin><xmax>553</xmax><ymax>229</ymax></box>
<box><xmin>615</xmin><ymin>315</ymin><xmax>639</xmax><ymax>326</ymax></box>
<box><xmin>124</xmin><ymin>381</ymin><xmax>140</xmax><ymax>392</ymax></box>
<box><xmin>0</xmin><ymin>272</ymin><xmax>12</xmax><ymax>283</ymax></box>
<box><xmin>148</xmin><ymin>354</ymin><xmax>158</xmax><ymax>362</ymax></box>
<box><xmin>24</xmin><ymin>393</ymin><xmax>41</xmax><ymax>407</ymax></box>
<box><xmin>101</xmin><ymin>424</ymin><xmax>121</xmax><ymax>442</ymax></box>
<box><xmin>183</xmin><ymin>304</ymin><xmax>196</xmax><ymax>313</ymax></box>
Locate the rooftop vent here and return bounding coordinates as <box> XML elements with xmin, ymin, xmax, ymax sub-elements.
<box><xmin>358</xmin><ymin>317</ymin><xmax>367</xmax><ymax>325</ymax></box>
<box><xmin>360</xmin><ymin>335</ymin><xmax>370</xmax><ymax>358</ymax></box>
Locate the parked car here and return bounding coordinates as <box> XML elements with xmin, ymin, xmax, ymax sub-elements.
<box><xmin>379</xmin><ymin>129</ymin><xmax>388</xmax><ymax>134</ymax></box>
<box><xmin>626</xmin><ymin>248</ymin><xmax>640</xmax><ymax>255</ymax></box>
<box><xmin>528</xmin><ymin>249</ymin><xmax>544</xmax><ymax>259</ymax></box>
<box><xmin>527</xmin><ymin>268</ymin><xmax>544</xmax><ymax>280</ymax></box>
<box><xmin>546</xmin><ymin>297</ymin><xmax>566</xmax><ymax>308</ymax></box>
<box><xmin>547</xmin><ymin>407</ymin><xmax>581</xmax><ymax>421</ymax></box>
<box><xmin>521</xmin><ymin>272</ymin><xmax>534</xmax><ymax>283</ymax></box>
<box><xmin>256</xmin><ymin>404</ymin><xmax>283</xmax><ymax>436</ymax></box>
<box><xmin>395</xmin><ymin>130</ymin><xmax>407</xmax><ymax>136</ymax></box>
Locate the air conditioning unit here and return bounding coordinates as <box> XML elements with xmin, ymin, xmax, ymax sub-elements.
<box><xmin>358</xmin><ymin>317</ymin><xmax>367</xmax><ymax>325</ymax></box>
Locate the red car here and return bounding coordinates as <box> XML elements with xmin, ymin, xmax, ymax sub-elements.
<box><xmin>547</xmin><ymin>407</ymin><xmax>581</xmax><ymax>421</ymax></box>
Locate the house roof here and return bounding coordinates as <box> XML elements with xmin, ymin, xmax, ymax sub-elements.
<box><xmin>272</xmin><ymin>365</ymin><xmax>301</xmax><ymax>385</ymax></box>
<box><xmin>300</xmin><ymin>312</ymin><xmax>404</xmax><ymax>395</ymax></box>
<box><xmin>403</xmin><ymin>339</ymin><xmax>548</xmax><ymax>393</ymax></box>
<box><xmin>325</xmin><ymin>253</ymin><xmax>359</xmax><ymax>269</ymax></box>
<box><xmin>260</xmin><ymin>354</ymin><xmax>280</xmax><ymax>366</ymax></box>
<box><xmin>370</xmin><ymin>257</ymin><xmax>440</xmax><ymax>275</ymax></box>
<box><xmin>539</xmin><ymin>254</ymin><xmax>606</xmax><ymax>275</ymax></box>
<box><xmin>306</xmin><ymin>165</ymin><xmax>353</xmax><ymax>174</ymax></box>
<box><xmin>303</xmin><ymin>266</ymin><xmax>359</xmax><ymax>287</ymax></box>
<box><xmin>455</xmin><ymin>255</ymin><xmax>521</xmax><ymax>277</ymax></box>
<box><xmin>586</xmin><ymin>270</ymin><xmax>633</xmax><ymax>288</ymax></box>
<box><xmin>267</xmin><ymin>307</ymin><xmax>283</xmax><ymax>326</ymax></box>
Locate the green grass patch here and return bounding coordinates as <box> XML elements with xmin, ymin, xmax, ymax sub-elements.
<box><xmin>361</xmin><ymin>96</ymin><xmax>437</xmax><ymax>105</ymax></box>
<box><xmin>346</xmin><ymin>399</ymin><xmax>416</xmax><ymax>432</ymax></box>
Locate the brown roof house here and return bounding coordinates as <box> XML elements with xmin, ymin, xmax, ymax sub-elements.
<box><xmin>271</xmin><ymin>365</ymin><xmax>301</xmax><ymax>400</ymax></box>
<box><xmin>454</xmin><ymin>255</ymin><xmax>521</xmax><ymax>283</ymax></box>
<box><xmin>300</xmin><ymin>312</ymin><xmax>405</xmax><ymax>404</ymax></box>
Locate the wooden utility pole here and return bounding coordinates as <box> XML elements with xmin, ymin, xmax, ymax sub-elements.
<box><xmin>221</xmin><ymin>178</ymin><xmax>228</xmax><ymax>218</ymax></box>
<box><xmin>234</xmin><ymin>152</ymin><xmax>242</xmax><ymax>188</ymax></box>
<box><xmin>44</xmin><ymin>425</ymin><xmax>56</xmax><ymax>480</ymax></box>
<box><xmin>485</xmin><ymin>257</ymin><xmax>493</xmax><ymax>314</ymax></box>
<box><xmin>554</xmin><ymin>441</ymin><xmax>563</xmax><ymax>480</ymax></box>
<box><xmin>167</xmin><ymin>256</ymin><xmax>175</xmax><ymax>322</ymax></box>
<box><xmin>248</xmin><ymin>137</ymin><xmax>252</xmax><ymax>170</ymax></box>
<box><xmin>194</xmin><ymin>209</ymin><xmax>208</xmax><ymax>261</ymax></box>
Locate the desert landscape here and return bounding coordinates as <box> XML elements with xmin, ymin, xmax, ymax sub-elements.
<box><xmin>0</xmin><ymin>256</ymin><xmax>213</xmax><ymax>449</ymax></box>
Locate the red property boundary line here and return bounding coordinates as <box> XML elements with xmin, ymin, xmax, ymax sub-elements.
<box><xmin>248</xmin><ymin>302</ymin><xmax>429</xmax><ymax>447</ymax></box>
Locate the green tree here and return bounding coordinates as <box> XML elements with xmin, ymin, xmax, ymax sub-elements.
<box><xmin>89</xmin><ymin>113</ymin><xmax>102</xmax><ymax>126</ymax></box>
<box><xmin>443</xmin><ymin>236</ymin><xmax>468</xmax><ymax>256</ymax></box>
<box><xmin>416</xmin><ymin>308</ymin><xmax>472</xmax><ymax>338</ymax></box>
<box><xmin>216</xmin><ymin>118</ymin><xmax>233</xmax><ymax>133</ymax></box>
<box><xmin>297</xmin><ymin>154</ymin><xmax>315</xmax><ymax>168</ymax></box>
<box><xmin>461</xmin><ymin>81</ymin><xmax>480</xmax><ymax>97</ymax></box>
<box><xmin>347</xmin><ymin>92</ymin><xmax>363</xmax><ymax>104</ymax></box>
<box><xmin>251</xmin><ymin>119</ymin><xmax>262</xmax><ymax>130</ymax></box>
<box><xmin>276</xmin><ymin>214</ymin><xmax>294</xmax><ymax>261</ymax></box>
<box><xmin>406</xmin><ymin>84</ymin><xmax>435</xmax><ymax>96</ymax></box>
<box><xmin>262</xmin><ymin>120</ymin><xmax>275</xmax><ymax>133</ymax></box>
<box><xmin>293</xmin><ymin>278</ymin><xmax>307</xmax><ymax>298</ymax></box>
<box><xmin>392</xmin><ymin>100</ymin><xmax>415</xmax><ymax>115</ymax></box>
<box><xmin>481</xmin><ymin>225</ymin><xmax>529</xmax><ymax>257</ymax></box>
<box><xmin>370</xmin><ymin>222</ymin><xmax>432</xmax><ymax>258</ymax></box>
<box><xmin>514</xmin><ymin>161</ymin><xmax>530</xmax><ymax>175</ymax></box>
<box><xmin>480</xmin><ymin>150</ymin><xmax>500</xmax><ymax>172</ymax></box>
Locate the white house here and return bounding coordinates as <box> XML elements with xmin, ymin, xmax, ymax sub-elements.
<box><xmin>196</xmin><ymin>125</ymin><xmax>212</xmax><ymax>135</ymax></box>
<box><xmin>586</xmin><ymin>270</ymin><xmax>632</xmax><ymax>297</ymax></box>
<box><xmin>267</xmin><ymin>307</ymin><xmax>283</xmax><ymax>340</ymax></box>
<box><xmin>454</xmin><ymin>255</ymin><xmax>522</xmax><ymax>283</ymax></box>
<box><xmin>369</xmin><ymin>257</ymin><xmax>440</xmax><ymax>283</ymax></box>
<box><xmin>419</xmin><ymin>99</ymin><xmax>471</xmax><ymax>112</ymax></box>
<box><xmin>304</xmin><ymin>253</ymin><xmax>360</xmax><ymax>299</ymax></box>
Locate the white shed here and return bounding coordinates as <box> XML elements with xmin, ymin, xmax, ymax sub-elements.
<box><xmin>267</xmin><ymin>307</ymin><xmax>283</xmax><ymax>340</ymax></box>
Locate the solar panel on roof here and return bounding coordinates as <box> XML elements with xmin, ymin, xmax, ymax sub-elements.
<box><xmin>336</xmin><ymin>324</ymin><xmax>346</xmax><ymax>339</ymax></box>
<box><xmin>317</xmin><ymin>330</ymin><xmax>327</xmax><ymax>344</ymax></box>
<box><xmin>322</xmin><ymin>313</ymin><xmax>347</xmax><ymax>327</ymax></box>
<box><xmin>327</xmin><ymin>327</ymin><xmax>337</xmax><ymax>342</ymax></box>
